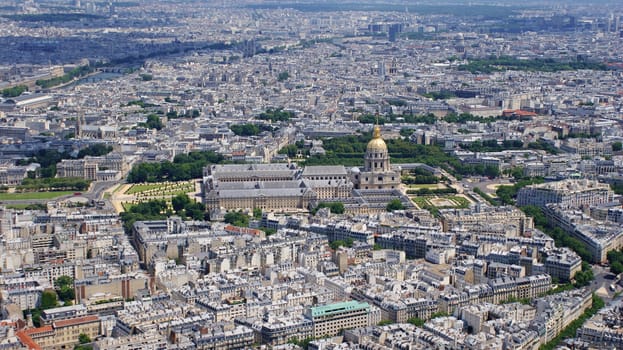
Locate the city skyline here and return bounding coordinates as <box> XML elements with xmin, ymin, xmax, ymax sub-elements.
<box><xmin>0</xmin><ymin>0</ymin><xmax>623</xmax><ymax>349</ymax></box>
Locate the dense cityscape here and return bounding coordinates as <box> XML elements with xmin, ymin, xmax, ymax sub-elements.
<box><xmin>1</xmin><ymin>0</ymin><xmax>623</xmax><ymax>349</ymax></box>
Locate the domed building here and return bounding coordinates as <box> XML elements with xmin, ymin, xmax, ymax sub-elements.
<box><xmin>352</xmin><ymin>125</ymin><xmax>401</xmax><ymax>190</ymax></box>
<box><xmin>203</xmin><ymin>124</ymin><xmax>407</xmax><ymax>215</ymax></box>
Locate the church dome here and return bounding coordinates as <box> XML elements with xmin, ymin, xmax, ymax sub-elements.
<box><xmin>367</xmin><ymin>125</ymin><xmax>388</xmax><ymax>152</ymax></box>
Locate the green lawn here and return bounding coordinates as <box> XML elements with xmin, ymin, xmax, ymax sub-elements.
<box><xmin>5</xmin><ymin>203</ymin><xmax>47</xmax><ymax>210</ymax></box>
<box><xmin>5</xmin><ymin>204</ymin><xmax>31</xmax><ymax>209</ymax></box>
<box><xmin>407</xmin><ymin>184</ymin><xmax>444</xmax><ymax>189</ymax></box>
<box><xmin>412</xmin><ymin>195</ymin><xmax>470</xmax><ymax>209</ymax></box>
<box><xmin>126</xmin><ymin>183</ymin><xmax>165</xmax><ymax>194</ymax></box>
<box><xmin>0</xmin><ymin>191</ymin><xmax>74</xmax><ymax>200</ymax></box>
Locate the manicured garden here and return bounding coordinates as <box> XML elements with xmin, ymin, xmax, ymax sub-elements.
<box><xmin>125</xmin><ymin>181</ymin><xmax>195</xmax><ymax>196</ymax></box>
<box><xmin>412</xmin><ymin>195</ymin><xmax>470</xmax><ymax>209</ymax></box>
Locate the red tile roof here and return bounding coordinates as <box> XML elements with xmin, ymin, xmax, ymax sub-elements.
<box><xmin>23</xmin><ymin>325</ymin><xmax>53</xmax><ymax>336</ymax></box>
<box><xmin>16</xmin><ymin>330</ymin><xmax>43</xmax><ymax>350</ymax></box>
<box><xmin>53</xmin><ymin>315</ymin><xmax>99</xmax><ymax>328</ymax></box>
<box><xmin>502</xmin><ymin>109</ymin><xmax>537</xmax><ymax>117</ymax></box>
<box><xmin>224</xmin><ymin>225</ymin><xmax>263</xmax><ymax>236</ymax></box>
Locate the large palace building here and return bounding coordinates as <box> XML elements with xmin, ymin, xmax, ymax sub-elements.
<box><xmin>202</xmin><ymin>126</ymin><xmax>410</xmax><ymax>215</ymax></box>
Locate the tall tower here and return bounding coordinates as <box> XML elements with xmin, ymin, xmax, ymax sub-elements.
<box><xmin>377</xmin><ymin>60</ymin><xmax>386</xmax><ymax>77</ymax></box>
<box><xmin>76</xmin><ymin>114</ymin><xmax>84</xmax><ymax>139</ymax></box>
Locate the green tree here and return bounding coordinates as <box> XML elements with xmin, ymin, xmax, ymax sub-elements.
<box><xmin>183</xmin><ymin>201</ymin><xmax>206</xmax><ymax>221</ymax></box>
<box><xmin>329</xmin><ymin>238</ymin><xmax>354</xmax><ymax>250</ymax></box>
<box><xmin>422</xmin><ymin>90</ymin><xmax>455</xmax><ymax>100</ymax></box>
<box><xmin>484</xmin><ymin>165</ymin><xmax>500</xmax><ymax>178</ymax></box>
<box><xmin>77</xmin><ymin>144</ymin><xmax>113</xmax><ymax>158</ymax></box>
<box><xmin>400</xmin><ymin>128</ymin><xmax>414</xmax><ymax>137</ymax></box>
<box><xmin>574</xmin><ymin>262</ymin><xmax>594</xmax><ymax>287</ymax></box>
<box><xmin>288</xmin><ymin>336</ymin><xmax>313</xmax><ymax>350</ymax></box>
<box><xmin>312</xmin><ymin>202</ymin><xmax>345</xmax><ymax>215</ymax></box>
<box><xmin>277</xmin><ymin>71</ymin><xmax>290</xmax><ymax>81</ymax></box>
<box><xmin>257</xmin><ymin>108</ymin><xmax>294</xmax><ymax>122</ymax></box>
<box><xmin>613</xmin><ymin>142</ymin><xmax>622</xmax><ymax>152</ymax></box>
<box><xmin>508</xmin><ymin>166</ymin><xmax>525</xmax><ymax>180</ymax></box>
<box><xmin>2</xmin><ymin>85</ymin><xmax>28</xmax><ymax>98</ymax></box>
<box><xmin>78</xmin><ymin>333</ymin><xmax>91</xmax><ymax>344</ymax></box>
<box><xmin>171</xmin><ymin>194</ymin><xmax>191</xmax><ymax>212</ymax></box>
<box><xmin>386</xmin><ymin>199</ymin><xmax>405</xmax><ymax>212</ymax></box>
<box><xmin>329</xmin><ymin>202</ymin><xmax>345</xmax><ymax>214</ymax></box>
<box><xmin>253</xmin><ymin>207</ymin><xmax>262</xmax><ymax>219</ymax></box>
<box><xmin>230</xmin><ymin>123</ymin><xmax>267</xmax><ymax>136</ymax></box>
<box><xmin>430</xmin><ymin>311</ymin><xmax>449</xmax><ymax>319</ymax></box>
<box><xmin>54</xmin><ymin>276</ymin><xmax>75</xmax><ymax>302</ymax></box>
<box><xmin>119</xmin><ymin>199</ymin><xmax>169</xmax><ymax>234</ymax></box>
<box><xmin>539</xmin><ymin>294</ymin><xmax>604</xmax><ymax>350</ymax></box>
<box><xmin>407</xmin><ymin>317</ymin><xmax>425</xmax><ymax>327</ymax></box>
<box><xmin>611</xmin><ymin>261</ymin><xmax>623</xmax><ymax>275</ymax></box>
<box><xmin>139</xmin><ymin>114</ymin><xmax>163</xmax><ymax>130</ymax></box>
<box><xmin>36</xmin><ymin>65</ymin><xmax>94</xmax><ymax>88</ymax></box>
<box><xmin>279</xmin><ymin>144</ymin><xmax>299</xmax><ymax>158</ymax></box>
<box><xmin>520</xmin><ymin>205</ymin><xmax>548</xmax><ymax>227</ymax></box>
<box><xmin>40</xmin><ymin>290</ymin><xmax>58</xmax><ymax>309</ymax></box>
<box><xmin>224</xmin><ymin>211</ymin><xmax>249</xmax><ymax>227</ymax></box>
<box><xmin>54</xmin><ymin>275</ymin><xmax>74</xmax><ymax>288</ymax></box>
<box><xmin>26</xmin><ymin>309</ymin><xmax>42</xmax><ymax>327</ymax></box>
<box><xmin>458</xmin><ymin>56</ymin><xmax>608</xmax><ymax>74</ymax></box>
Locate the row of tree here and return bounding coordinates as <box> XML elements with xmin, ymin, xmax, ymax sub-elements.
<box><xmin>359</xmin><ymin>113</ymin><xmax>437</xmax><ymax>125</ymax></box>
<box><xmin>285</xmin><ymin>132</ymin><xmax>501</xmax><ymax>178</ymax></box>
<box><xmin>166</xmin><ymin>109</ymin><xmax>201</xmax><ymax>119</ymax></box>
<box><xmin>422</xmin><ymin>90</ymin><xmax>456</xmax><ymax>100</ymax></box>
<box><xmin>256</xmin><ymin>108</ymin><xmax>294</xmax><ymax>122</ymax></box>
<box><xmin>406</xmin><ymin>187</ymin><xmax>457</xmax><ymax>195</ymax></box>
<box><xmin>1</xmin><ymin>84</ymin><xmax>27</xmax><ymax>98</ymax></box>
<box><xmin>127</xmin><ymin>151</ymin><xmax>225</xmax><ymax>183</ymax></box>
<box><xmin>495</xmin><ymin>177</ymin><xmax>545</xmax><ymax>205</ymax></box>
<box><xmin>458</xmin><ymin>56</ymin><xmax>608</xmax><ymax>74</ymax></box>
<box><xmin>521</xmin><ymin>205</ymin><xmax>594</xmax><ymax>282</ymax></box>
<box><xmin>36</xmin><ymin>65</ymin><xmax>94</xmax><ymax>89</ymax></box>
<box><xmin>539</xmin><ymin>294</ymin><xmax>604</xmax><ymax>350</ymax></box>
<box><xmin>17</xmin><ymin>177</ymin><xmax>90</xmax><ymax>192</ymax></box>
<box><xmin>460</xmin><ymin>139</ymin><xmax>524</xmax><ymax>153</ymax></box>
<box><xmin>230</xmin><ymin>123</ymin><xmax>274</xmax><ymax>136</ymax></box>
<box><xmin>360</xmin><ymin>112</ymin><xmax>516</xmax><ymax>126</ymax></box>
<box><xmin>77</xmin><ymin>144</ymin><xmax>113</xmax><ymax>158</ymax></box>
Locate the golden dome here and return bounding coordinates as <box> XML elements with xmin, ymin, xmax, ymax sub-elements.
<box><xmin>367</xmin><ymin>125</ymin><xmax>388</xmax><ymax>152</ymax></box>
